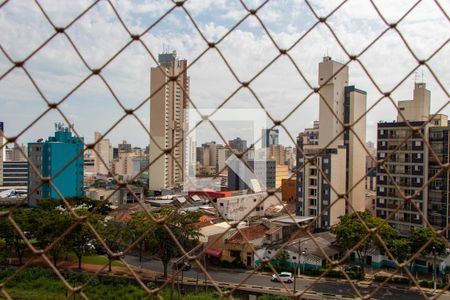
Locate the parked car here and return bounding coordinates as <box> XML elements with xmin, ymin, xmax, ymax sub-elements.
<box><xmin>343</xmin><ymin>265</ymin><xmax>362</xmax><ymax>273</ymax></box>
<box><xmin>172</xmin><ymin>260</ymin><xmax>191</xmax><ymax>271</ymax></box>
<box><xmin>271</xmin><ymin>272</ymin><xmax>294</xmax><ymax>283</ymax></box>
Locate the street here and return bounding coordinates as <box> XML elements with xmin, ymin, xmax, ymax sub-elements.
<box><xmin>125</xmin><ymin>255</ymin><xmax>440</xmax><ymax>299</ymax></box>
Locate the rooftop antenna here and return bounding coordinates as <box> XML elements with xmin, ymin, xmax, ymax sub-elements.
<box><xmin>421</xmin><ymin>70</ymin><xmax>424</xmax><ymax>83</ymax></box>
<box><xmin>414</xmin><ymin>71</ymin><xmax>419</xmax><ymax>83</ymax></box>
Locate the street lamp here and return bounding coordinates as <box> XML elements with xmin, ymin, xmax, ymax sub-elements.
<box><xmin>301</xmin><ymin>250</ymin><xmax>306</xmax><ymax>274</ymax></box>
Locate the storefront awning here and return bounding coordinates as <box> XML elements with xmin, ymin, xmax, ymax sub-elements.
<box><xmin>205</xmin><ymin>248</ymin><xmax>222</xmax><ymax>258</ymax></box>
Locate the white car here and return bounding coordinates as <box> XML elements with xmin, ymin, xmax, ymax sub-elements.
<box><xmin>271</xmin><ymin>272</ymin><xmax>294</xmax><ymax>283</ymax></box>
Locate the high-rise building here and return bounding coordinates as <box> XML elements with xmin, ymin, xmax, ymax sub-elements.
<box><xmin>229</xmin><ymin>137</ymin><xmax>247</xmax><ymax>152</ymax></box>
<box><xmin>397</xmin><ymin>83</ymin><xmax>431</xmax><ymax>122</ymax></box>
<box><xmin>296</xmin><ymin>57</ymin><xmax>367</xmax><ymax>229</ymax></box>
<box><xmin>298</xmin><ymin>121</ymin><xmax>319</xmax><ymax>146</ymax></box>
<box><xmin>28</xmin><ymin>123</ymin><xmax>84</xmax><ymax>206</ymax></box>
<box><xmin>228</xmin><ymin>159</ymin><xmax>276</xmax><ymax>191</ymax></box>
<box><xmin>262</xmin><ymin>128</ymin><xmax>279</xmax><ymax>148</ymax></box>
<box><xmin>267</xmin><ymin>144</ymin><xmax>286</xmax><ymax>165</ymax></box>
<box><xmin>375</xmin><ymin>83</ymin><xmax>449</xmax><ymax>238</ymax></box>
<box><xmin>94</xmin><ymin>132</ymin><xmax>113</xmax><ymax>175</ymax></box>
<box><xmin>196</xmin><ymin>141</ymin><xmax>227</xmax><ymax>176</ymax></box>
<box><xmin>318</xmin><ymin>56</ymin><xmax>349</xmax><ymax>148</ymax></box>
<box><xmin>118</xmin><ymin>140</ymin><xmax>132</xmax><ymax>153</ymax></box>
<box><xmin>296</xmin><ymin>145</ymin><xmax>347</xmax><ymax>228</ymax></box>
<box><xmin>2</xmin><ymin>161</ymin><xmax>28</xmax><ymax>190</ymax></box>
<box><xmin>5</xmin><ymin>144</ymin><xmax>27</xmax><ymax>161</ymax></box>
<box><xmin>149</xmin><ymin>51</ymin><xmax>189</xmax><ymax>191</ymax></box>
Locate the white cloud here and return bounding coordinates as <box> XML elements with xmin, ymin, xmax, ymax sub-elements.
<box><xmin>0</xmin><ymin>0</ymin><xmax>448</xmax><ymax>148</ymax></box>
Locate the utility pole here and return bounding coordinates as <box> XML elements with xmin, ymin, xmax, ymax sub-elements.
<box><xmin>433</xmin><ymin>246</ymin><xmax>437</xmax><ymax>292</ymax></box>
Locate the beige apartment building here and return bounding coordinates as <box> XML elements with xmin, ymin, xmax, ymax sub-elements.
<box><xmin>93</xmin><ymin>132</ymin><xmax>113</xmax><ymax>175</ymax></box>
<box><xmin>298</xmin><ymin>145</ymin><xmax>347</xmax><ymax>228</ymax></box>
<box><xmin>149</xmin><ymin>51</ymin><xmax>189</xmax><ymax>191</ymax></box>
<box><xmin>397</xmin><ymin>83</ymin><xmax>431</xmax><ymax>122</ymax></box>
<box><xmin>296</xmin><ymin>57</ymin><xmax>367</xmax><ymax>229</ymax></box>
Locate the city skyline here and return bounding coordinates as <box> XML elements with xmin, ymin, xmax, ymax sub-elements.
<box><xmin>0</xmin><ymin>1</ymin><xmax>448</xmax><ymax>148</ymax></box>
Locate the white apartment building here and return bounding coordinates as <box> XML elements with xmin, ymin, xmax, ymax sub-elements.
<box><xmin>149</xmin><ymin>51</ymin><xmax>189</xmax><ymax>191</ymax></box>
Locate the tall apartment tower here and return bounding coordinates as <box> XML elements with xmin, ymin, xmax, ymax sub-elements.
<box><xmin>376</xmin><ymin>83</ymin><xmax>449</xmax><ymax>238</ymax></box>
<box><xmin>397</xmin><ymin>83</ymin><xmax>431</xmax><ymax>122</ymax></box>
<box><xmin>94</xmin><ymin>132</ymin><xmax>113</xmax><ymax>175</ymax></box>
<box><xmin>296</xmin><ymin>57</ymin><xmax>367</xmax><ymax>229</ymax></box>
<box><xmin>318</xmin><ymin>56</ymin><xmax>349</xmax><ymax>148</ymax></box>
<box><xmin>28</xmin><ymin>123</ymin><xmax>84</xmax><ymax>206</ymax></box>
<box><xmin>149</xmin><ymin>51</ymin><xmax>189</xmax><ymax>191</ymax></box>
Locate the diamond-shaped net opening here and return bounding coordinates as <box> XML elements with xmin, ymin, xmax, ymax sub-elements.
<box><xmin>0</xmin><ymin>0</ymin><xmax>449</xmax><ymax>299</ymax></box>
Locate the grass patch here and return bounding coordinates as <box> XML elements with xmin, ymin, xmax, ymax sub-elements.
<box><xmin>81</xmin><ymin>255</ymin><xmax>125</xmax><ymax>267</ymax></box>
<box><xmin>0</xmin><ymin>267</ymin><xmax>230</xmax><ymax>300</ymax></box>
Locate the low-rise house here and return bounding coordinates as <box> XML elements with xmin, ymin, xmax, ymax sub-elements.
<box><xmin>255</xmin><ymin>231</ymin><xmax>341</xmax><ymax>270</ymax></box>
<box><xmin>86</xmin><ymin>185</ymin><xmax>143</xmax><ymax>206</ymax></box>
<box><xmin>200</xmin><ymin>221</ymin><xmax>285</xmax><ymax>268</ymax></box>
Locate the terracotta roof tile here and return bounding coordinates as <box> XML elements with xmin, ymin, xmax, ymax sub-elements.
<box><xmin>227</xmin><ymin>224</ymin><xmax>268</xmax><ymax>244</ymax></box>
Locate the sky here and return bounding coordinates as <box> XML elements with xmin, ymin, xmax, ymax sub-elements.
<box><xmin>0</xmin><ymin>0</ymin><xmax>449</xmax><ymax>149</ymax></box>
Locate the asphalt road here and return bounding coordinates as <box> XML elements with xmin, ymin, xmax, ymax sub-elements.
<box><xmin>125</xmin><ymin>255</ymin><xmax>441</xmax><ymax>300</ymax></box>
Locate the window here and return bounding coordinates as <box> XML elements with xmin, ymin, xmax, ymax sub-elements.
<box><xmin>379</xmin><ymin>198</ymin><xmax>385</xmax><ymax>204</ymax></box>
<box><xmin>379</xmin><ymin>187</ymin><xmax>385</xmax><ymax>192</ymax></box>
<box><xmin>379</xmin><ymin>152</ymin><xmax>385</xmax><ymax>158</ymax></box>
<box><xmin>323</xmin><ymin>158</ymin><xmax>329</xmax><ymax>164</ymax></box>
<box><xmin>219</xmin><ymin>203</ymin><xmax>224</xmax><ymax>206</ymax></box>
<box><xmin>416</xmin><ymin>178</ymin><xmax>421</xmax><ymax>184</ymax></box>
<box><xmin>417</xmin><ymin>153</ymin><xmax>422</xmax><ymax>159</ymax></box>
<box><xmin>415</xmin><ymin>141</ymin><xmax>421</xmax><ymax>147</ymax></box>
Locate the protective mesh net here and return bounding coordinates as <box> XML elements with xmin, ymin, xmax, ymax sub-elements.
<box><xmin>0</xmin><ymin>0</ymin><xmax>449</xmax><ymax>299</ymax></box>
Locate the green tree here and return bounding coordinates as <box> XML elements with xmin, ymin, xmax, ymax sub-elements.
<box><xmin>95</xmin><ymin>218</ymin><xmax>129</xmax><ymax>272</ymax></box>
<box><xmin>332</xmin><ymin>211</ymin><xmax>397</xmax><ymax>273</ymax></box>
<box><xmin>0</xmin><ymin>209</ymin><xmax>33</xmax><ymax>265</ymax></box>
<box><xmin>409</xmin><ymin>227</ymin><xmax>446</xmax><ymax>256</ymax></box>
<box><xmin>34</xmin><ymin>209</ymin><xmax>73</xmax><ymax>267</ymax></box>
<box><xmin>68</xmin><ymin>209</ymin><xmax>99</xmax><ymax>270</ymax></box>
<box><xmin>132</xmin><ymin>209</ymin><xmax>200</xmax><ymax>277</ymax></box>
<box><xmin>276</xmin><ymin>250</ymin><xmax>290</xmax><ymax>268</ymax></box>
<box><xmin>388</xmin><ymin>238</ymin><xmax>411</xmax><ymax>264</ymax></box>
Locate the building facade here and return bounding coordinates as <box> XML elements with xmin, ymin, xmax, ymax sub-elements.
<box><xmin>227</xmin><ymin>159</ymin><xmax>276</xmax><ymax>191</ymax></box>
<box><xmin>376</xmin><ymin>117</ymin><xmax>450</xmax><ymax>237</ymax></box>
<box><xmin>28</xmin><ymin>124</ymin><xmax>84</xmax><ymax>206</ymax></box>
<box><xmin>296</xmin><ymin>57</ymin><xmax>367</xmax><ymax>229</ymax></box>
<box><xmin>217</xmin><ymin>192</ymin><xmax>279</xmax><ymax>222</ymax></box>
<box><xmin>375</xmin><ymin>83</ymin><xmax>449</xmax><ymax>238</ymax></box>
<box><xmin>262</xmin><ymin>128</ymin><xmax>279</xmax><ymax>148</ymax></box>
<box><xmin>93</xmin><ymin>132</ymin><xmax>113</xmax><ymax>175</ymax></box>
<box><xmin>229</xmin><ymin>137</ymin><xmax>247</xmax><ymax>153</ymax></box>
<box><xmin>2</xmin><ymin>161</ymin><xmax>28</xmax><ymax>190</ymax></box>
<box><xmin>149</xmin><ymin>51</ymin><xmax>189</xmax><ymax>191</ymax></box>
<box><xmin>297</xmin><ymin>146</ymin><xmax>347</xmax><ymax>228</ymax></box>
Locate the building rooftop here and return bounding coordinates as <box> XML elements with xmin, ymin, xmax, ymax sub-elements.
<box><xmin>227</xmin><ymin>224</ymin><xmax>269</xmax><ymax>244</ymax></box>
<box><xmin>286</xmin><ymin>231</ymin><xmax>340</xmax><ymax>259</ymax></box>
